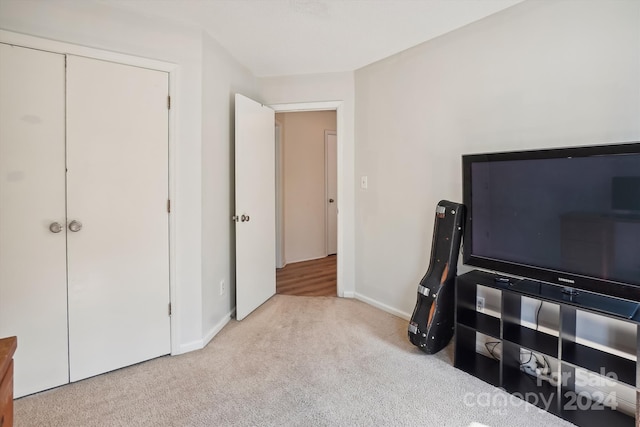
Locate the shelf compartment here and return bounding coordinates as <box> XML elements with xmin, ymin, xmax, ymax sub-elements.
<box><xmin>456</xmin><ymin>271</ymin><xmax>504</xmax><ymax>313</ymax></box>
<box><xmin>454</xmin><ymin>324</ymin><xmax>500</xmax><ymax>387</ymax></box>
<box><xmin>558</xmin><ymin>387</ymin><xmax>635</xmax><ymax>427</ymax></box>
<box><xmin>501</xmin><ymin>340</ymin><xmax>560</xmax><ymax>415</ymax></box>
<box><xmin>456</xmin><ymin>308</ymin><xmax>500</xmax><ymax>338</ymax></box>
<box><xmin>456</xmin><ymin>350</ymin><xmax>501</xmax><ymax>387</ymax></box>
<box><xmin>503</xmin><ymin>323</ymin><xmax>558</xmax><ymax>356</ymax></box>
<box><xmin>562</xmin><ymin>341</ymin><xmax>636</xmax><ymax>387</ymax></box>
<box><xmin>502</xmin><ymin>364</ymin><xmax>561</xmax><ymax>416</ymax></box>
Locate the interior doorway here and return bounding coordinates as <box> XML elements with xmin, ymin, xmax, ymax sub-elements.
<box><xmin>276</xmin><ymin>256</ymin><xmax>336</xmax><ymax>296</ymax></box>
<box><xmin>274</xmin><ymin>109</ymin><xmax>337</xmax><ymax>297</ymax></box>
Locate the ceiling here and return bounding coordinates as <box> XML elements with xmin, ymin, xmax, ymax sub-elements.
<box><xmin>102</xmin><ymin>0</ymin><xmax>524</xmax><ymax>77</ymax></box>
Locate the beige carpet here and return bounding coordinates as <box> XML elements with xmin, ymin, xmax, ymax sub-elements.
<box><xmin>15</xmin><ymin>295</ymin><xmax>574</xmax><ymax>426</ymax></box>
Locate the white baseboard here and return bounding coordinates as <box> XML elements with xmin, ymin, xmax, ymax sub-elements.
<box><xmin>341</xmin><ymin>291</ymin><xmax>355</xmax><ymax>298</ymax></box>
<box><xmin>176</xmin><ymin>308</ymin><xmax>235</xmax><ymax>354</ymax></box>
<box><xmin>355</xmin><ymin>292</ymin><xmax>412</xmax><ymax>320</ymax></box>
<box><xmin>202</xmin><ymin>309</ymin><xmax>234</xmax><ymax>347</ymax></box>
<box><xmin>287</xmin><ymin>255</ymin><xmax>327</xmax><ymax>264</ymax></box>
<box><xmin>177</xmin><ymin>339</ymin><xmax>204</xmax><ymax>355</ymax></box>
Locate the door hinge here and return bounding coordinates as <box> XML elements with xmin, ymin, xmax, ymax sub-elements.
<box><xmin>167</xmin><ymin>95</ymin><xmax>171</xmax><ymax>110</ymax></box>
<box><xmin>168</xmin><ymin>303</ymin><xmax>172</xmax><ymax>316</ymax></box>
<box><xmin>167</xmin><ymin>199</ymin><xmax>171</xmax><ymax>213</ymax></box>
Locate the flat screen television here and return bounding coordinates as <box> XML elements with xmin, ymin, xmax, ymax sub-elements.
<box><xmin>462</xmin><ymin>142</ymin><xmax>640</xmax><ymax>302</ymax></box>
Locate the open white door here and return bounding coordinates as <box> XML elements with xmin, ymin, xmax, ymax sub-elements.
<box><xmin>235</xmin><ymin>94</ymin><xmax>276</xmax><ymax>320</ymax></box>
<box><xmin>325</xmin><ymin>131</ymin><xmax>338</xmax><ymax>255</ymax></box>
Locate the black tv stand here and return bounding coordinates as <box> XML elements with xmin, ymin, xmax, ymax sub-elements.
<box><xmin>455</xmin><ymin>270</ymin><xmax>640</xmax><ymax>427</ymax></box>
<box><xmin>504</xmin><ymin>276</ymin><xmax>640</xmax><ymax>320</ymax></box>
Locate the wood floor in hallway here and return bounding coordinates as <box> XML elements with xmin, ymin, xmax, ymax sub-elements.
<box><xmin>276</xmin><ymin>255</ymin><xmax>337</xmax><ymax>297</ymax></box>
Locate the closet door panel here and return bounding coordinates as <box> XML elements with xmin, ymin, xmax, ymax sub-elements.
<box><xmin>0</xmin><ymin>43</ymin><xmax>69</xmax><ymax>397</ymax></box>
<box><xmin>66</xmin><ymin>56</ymin><xmax>170</xmax><ymax>381</ymax></box>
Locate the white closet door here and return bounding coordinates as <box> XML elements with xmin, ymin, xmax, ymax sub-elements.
<box><xmin>66</xmin><ymin>56</ymin><xmax>170</xmax><ymax>381</ymax></box>
<box><xmin>0</xmin><ymin>43</ymin><xmax>69</xmax><ymax>397</ymax></box>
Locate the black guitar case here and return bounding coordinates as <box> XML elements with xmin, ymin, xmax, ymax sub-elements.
<box><xmin>408</xmin><ymin>200</ymin><xmax>465</xmax><ymax>354</ymax></box>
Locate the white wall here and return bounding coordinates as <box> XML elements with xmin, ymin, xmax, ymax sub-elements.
<box><xmin>354</xmin><ymin>0</ymin><xmax>640</xmax><ymax>318</ymax></box>
<box><xmin>0</xmin><ymin>0</ymin><xmax>258</xmax><ymax>353</ymax></box>
<box><xmin>260</xmin><ymin>72</ymin><xmax>356</xmax><ymax>296</ymax></box>
<box><xmin>276</xmin><ymin>111</ymin><xmax>336</xmax><ymax>263</ymax></box>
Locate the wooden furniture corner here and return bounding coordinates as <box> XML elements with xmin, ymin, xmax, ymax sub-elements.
<box><xmin>0</xmin><ymin>337</ymin><xmax>17</xmax><ymax>427</ymax></box>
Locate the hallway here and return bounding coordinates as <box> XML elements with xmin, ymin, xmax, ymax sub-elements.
<box><xmin>276</xmin><ymin>256</ymin><xmax>336</xmax><ymax>297</ymax></box>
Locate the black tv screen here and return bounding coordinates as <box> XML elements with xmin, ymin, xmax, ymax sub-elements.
<box><xmin>462</xmin><ymin>142</ymin><xmax>640</xmax><ymax>302</ymax></box>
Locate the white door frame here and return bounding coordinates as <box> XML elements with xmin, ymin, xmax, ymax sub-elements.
<box><xmin>270</xmin><ymin>101</ymin><xmax>344</xmax><ymax>297</ymax></box>
<box><xmin>275</xmin><ymin>121</ymin><xmax>285</xmax><ymax>269</ymax></box>
<box><xmin>0</xmin><ymin>30</ymin><xmax>180</xmax><ymax>355</ymax></box>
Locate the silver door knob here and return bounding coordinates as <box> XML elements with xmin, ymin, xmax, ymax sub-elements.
<box><xmin>241</xmin><ymin>214</ymin><xmax>250</xmax><ymax>222</ymax></box>
<box><xmin>49</xmin><ymin>222</ymin><xmax>63</xmax><ymax>233</ymax></box>
<box><xmin>68</xmin><ymin>220</ymin><xmax>83</xmax><ymax>232</ymax></box>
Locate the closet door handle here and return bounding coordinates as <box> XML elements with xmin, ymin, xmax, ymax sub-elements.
<box><xmin>68</xmin><ymin>220</ymin><xmax>83</xmax><ymax>232</ymax></box>
<box><xmin>49</xmin><ymin>222</ymin><xmax>63</xmax><ymax>233</ymax></box>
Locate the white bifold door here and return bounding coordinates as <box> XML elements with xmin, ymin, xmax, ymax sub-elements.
<box><xmin>0</xmin><ymin>44</ymin><xmax>171</xmax><ymax>397</ymax></box>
